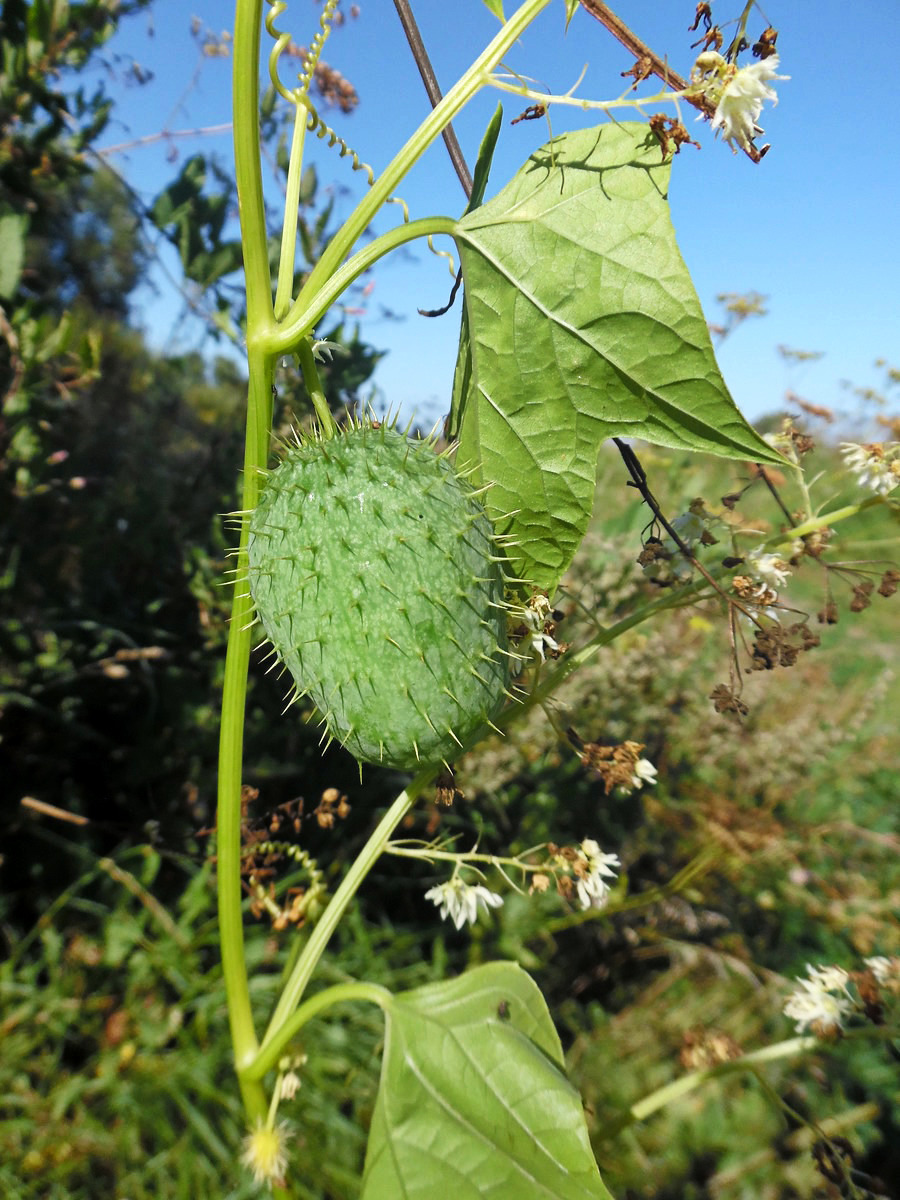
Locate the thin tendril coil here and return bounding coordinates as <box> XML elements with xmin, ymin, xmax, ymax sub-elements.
<box><xmin>427</xmin><ymin>234</ymin><xmax>457</xmax><ymax>277</ymax></box>
<box><xmin>263</xmin><ymin>1</ymin><xmax>411</xmax><ymax>217</ymax></box>
<box><xmin>301</xmin><ymin>96</ymin><xmax>376</xmax><ymax>186</ymax></box>
<box><xmin>265</xmin><ymin>0</ymin><xmax>295</xmax><ymax>105</ymax></box>
<box><xmin>297</xmin><ymin>0</ymin><xmax>340</xmax><ymax>97</ymax></box>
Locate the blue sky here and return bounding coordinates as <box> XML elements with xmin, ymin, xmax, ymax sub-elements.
<box><xmin>96</xmin><ymin>1</ymin><xmax>899</xmax><ymax>431</ymax></box>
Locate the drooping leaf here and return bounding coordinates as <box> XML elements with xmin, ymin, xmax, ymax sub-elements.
<box><xmin>361</xmin><ymin>961</ymin><xmax>612</xmax><ymax>1200</ymax></box>
<box><xmin>452</xmin><ymin>123</ymin><xmax>782</xmax><ymax>593</ymax></box>
<box><xmin>448</xmin><ymin>104</ymin><xmax>503</xmax><ymax>441</ymax></box>
<box><xmin>467</xmin><ymin>104</ymin><xmax>504</xmax><ymax>216</ymax></box>
<box><xmin>480</xmin><ymin>0</ymin><xmax>506</xmax><ymax>20</ymax></box>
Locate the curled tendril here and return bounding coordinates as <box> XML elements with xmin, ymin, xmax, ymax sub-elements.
<box><xmin>426</xmin><ymin>235</ymin><xmax>457</xmax><ymax>278</ymax></box>
<box><xmin>297</xmin><ymin>0</ymin><xmax>340</xmax><ymax>98</ymax></box>
<box><xmin>302</xmin><ymin>96</ymin><xmax>376</xmax><ymax>186</ymax></box>
<box><xmin>264</xmin><ymin>1</ymin><xmax>411</xmax><ymax>219</ymax></box>
<box><xmin>244</xmin><ymin>841</ymin><xmax>328</xmax><ymax>923</ymax></box>
<box><xmin>265</xmin><ymin>0</ymin><xmax>295</xmax><ymax>105</ymax></box>
<box><xmin>385</xmin><ymin>194</ymin><xmax>410</xmax><ymax>223</ymax></box>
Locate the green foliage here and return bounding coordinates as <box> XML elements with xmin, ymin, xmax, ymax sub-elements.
<box><xmin>453</xmin><ymin>123</ymin><xmax>781</xmax><ymax>592</ymax></box>
<box><xmin>151</xmin><ymin>154</ymin><xmax>243</xmax><ymax>291</ymax></box>
<box><xmin>362</xmin><ymin>962</ymin><xmax>613</xmax><ymax>1199</ymax></box>
<box><xmin>0</xmin><ymin>210</ymin><xmax>27</xmax><ymax>298</ymax></box>
<box><xmin>0</xmin><ymin>849</ymin><xmax>439</xmax><ymax>1200</ymax></box>
<box><xmin>448</xmin><ymin>443</ymin><xmax>900</xmax><ymax>1194</ymax></box>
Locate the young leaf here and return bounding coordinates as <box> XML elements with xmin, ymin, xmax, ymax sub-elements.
<box><xmin>361</xmin><ymin>962</ymin><xmax>612</xmax><ymax>1199</ymax></box>
<box><xmin>453</xmin><ymin>123</ymin><xmax>783</xmax><ymax>593</ymax></box>
<box><xmin>448</xmin><ymin>104</ymin><xmax>503</xmax><ymax>441</ymax></box>
<box><xmin>480</xmin><ymin>0</ymin><xmax>506</xmax><ymax>20</ymax></box>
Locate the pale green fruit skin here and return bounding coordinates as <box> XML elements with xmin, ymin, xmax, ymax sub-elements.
<box><xmin>248</xmin><ymin>425</ymin><xmax>510</xmax><ymax>769</ymax></box>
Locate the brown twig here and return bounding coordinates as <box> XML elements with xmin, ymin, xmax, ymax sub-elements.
<box><xmin>578</xmin><ymin>0</ymin><xmax>691</xmax><ymax>94</ymax></box>
<box><xmin>392</xmin><ymin>0</ymin><xmax>473</xmax><ymax>199</ymax></box>
<box><xmin>97</xmin><ymin>123</ymin><xmax>233</xmax><ymax>157</ymax></box>
<box><xmin>577</xmin><ymin>0</ymin><xmax>765</xmax><ymax>163</ymax></box>
<box><xmin>756</xmin><ymin>466</ymin><xmax>796</xmax><ymax>527</ymax></box>
<box><xmin>613</xmin><ymin>438</ymin><xmax>760</xmax><ymax>624</ymax></box>
<box><xmin>613</xmin><ymin>438</ymin><xmax>693</xmax><ymax>556</ymax></box>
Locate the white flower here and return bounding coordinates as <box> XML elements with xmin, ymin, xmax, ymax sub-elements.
<box><xmin>841</xmin><ymin>442</ymin><xmax>900</xmax><ymax>497</ymax></box>
<box><xmin>424</xmin><ymin>877</ymin><xmax>503</xmax><ymax>929</ymax></box>
<box><xmin>783</xmin><ymin>963</ymin><xmax>853</xmax><ymax>1033</ymax></box>
<box><xmin>575</xmin><ymin>839</ymin><xmax>620</xmax><ymax>910</ymax></box>
<box><xmin>865</xmin><ymin>955</ymin><xmax>899</xmax><ymax>985</ymax></box>
<box><xmin>670</xmin><ymin>511</ymin><xmax>706</xmax><ymax>546</ymax></box>
<box><xmin>514</xmin><ymin>593</ymin><xmax>560</xmax><ymax>663</ymax></box>
<box><xmin>241</xmin><ymin>1120</ymin><xmax>292</xmax><ymax>1186</ymax></box>
<box><xmin>630</xmin><ymin>758</ymin><xmax>658</xmax><ymax>789</ymax></box>
<box><xmin>745</xmin><ymin>548</ymin><xmax>791</xmax><ymax>590</ymax></box>
<box><xmin>709</xmin><ymin>56</ymin><xmax>788</xmax><ymax>153</ymax></box>
<box><xmin>279</xmin><ymin>1070</ymin><xmax>302</xmax><ymax>1101</ymax></box>
<box><xmin>806</xmin><ymin>964</ymin><xmax>851</xmax><ymax>994</ymax></box>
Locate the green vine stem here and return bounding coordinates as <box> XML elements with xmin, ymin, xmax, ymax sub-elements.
<box><xmin>278</xmin><ymin>0</ymin><xmax>552</xmax><ymax>339</ymax></box>
<box><xmin>623</xmin><ymin>1025</ymin><xmax>900</xmax><ymax>1128</ymax></box>
<box><xmin>273</xmin><ymin>103</ymin><xmax>309</xmax><ymax>321</ymax></box>
<box><xmin>243</xmin><ymin>982</ymin><xmax>391</xmax><ymax>1083</ymax></box>
<box><xmin>273</xmin><ymin>216</ymin><xmax>456</xmax><ymax>355</ymax></box>
<box><xmin>218</xmin><ymin>0</ymin><xmax>277</xmax><ymax>1119</ymax></box>
<box><xmin>256</xmin><ymin>767</ymin><xmax>438</xmax><ymax>1062</ymax></box>
<box><xmin>296</xmin><ymin>337</ymin><xmax>338</xmax><ymax>437</ymax></box>
<box><xmin>217</xmin><ymin>352</ymin><xmax>274</xmax><ymax>1119</ymax></box>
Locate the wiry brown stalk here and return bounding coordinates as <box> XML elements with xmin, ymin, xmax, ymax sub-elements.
<box><xmin>613</xmin><ymin>438</ymin><xmax>760</xmax><ymax>625</ymax></box>
<box><xmin>392</xmin><ymin>0</ymin><xmax>473</xmax><ymax>199</ymax></box>
<box><xmin>577</xmin><ymin>0</ymin><xmax>766</xmax><ymax>163</ymax></box>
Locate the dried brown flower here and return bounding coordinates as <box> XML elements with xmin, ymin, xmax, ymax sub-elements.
<box><xmin>877</xmin><ymin>568</ymin><xmax>900</xmax><ymax>598</ymax></box>
<box><xmin>578</xmin><ymin>739</ymin><xmax>647</xmax><ymax>794</ymax></box>
<box><xmin>710</xmin><ymin>683</ymin><xmax>749</xmax><ymax>717</ymax></box>
<box><xmin>679</xmin><ymin>1028</ymin><xmax>742</xmax><ymax>1071</ymax></box>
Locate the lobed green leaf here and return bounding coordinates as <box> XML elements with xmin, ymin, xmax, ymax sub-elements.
<box><xmin>361</xmin><ymin>961</ymin><xmax>613</xmax><ymax>1199</ymax></box>
<box><xmin>452</xmin><ymin>122</ymin><xmax>783</xmax><ymax>593</ymax></box>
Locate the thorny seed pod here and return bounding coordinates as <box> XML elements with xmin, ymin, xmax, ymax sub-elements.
<box><xmin>247</xmin><ymin>420</ymin><xmax>513</xmax><ymax>769</ymax></box>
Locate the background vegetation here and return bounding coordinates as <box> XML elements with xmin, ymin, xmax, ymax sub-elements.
<box><xmin>2</xmin><ymin>3</ymin><xmax>897</xmax><ymax>1198</ymax></box>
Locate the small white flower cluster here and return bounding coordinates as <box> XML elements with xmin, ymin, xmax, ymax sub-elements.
<box><xmin>424</xmin><ymin>875</ymin><xmax>503</xmax><ymax>930</ymax></box>
<box><xmin>745</xmin><ymin>548</ymin><xmax>791</xmax><ymax>590</ymax></box>
<box><xmin>735</xmin><ymin>546</ymin><xmax>792</xmax><ymax>607</ymax></box>
<box><xmin>516</xmin><ymin>593</ymin><xmax>559</xmax><ymax>663</ymax></box>
<box><xmin>241</xmin><ymin>1119</ymin><xmax>292</xmax><ymax>1186</ymax></box>
<box><xmin>642</xmin><ymin>509</ymin><xmax>709</xmax><ymax>583</ymax></box>
<box><xmin>783</xmin><ymin>963</ymin><xmax>853</xmax><ymax>1033</ymax></box>
<box><xmin>630</xmin><ymin>758</ymin><xmax>658</xmax><ymax>790</ymax></box>
<box><xmin>574</xmin><ymin>838</ymin><xmax>620</xmax><ymax>910</ymax></box>
<box><xmin>692</xmin><ymin>52</ymin><xmax>788</xmax><ymax>154</ymax></box>
<box><xmin>865</xmin><ymin>955</ymin><xmax>900</xmax><ymax>988</ymax></box>
<box><xmin>841</xmin><ymin>442</ymin><xmax>900</xmax><ymax>497</ymax></box>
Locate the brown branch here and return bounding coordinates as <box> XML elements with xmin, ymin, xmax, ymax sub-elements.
<box><xmin>97</xmin><ymin>123</ymin><xmax>233</xmax><ymax>157</ymax></box>
<box><xmin>613</xmin><ymin>438</ymin><xmax>760</xmax><ymax>624</ymax></box>
<box><xmin>756</xmin><ymin>466</ymin><xmax>797</xmax><ymax>527</ymax></box>
<box><xmin>613</xmin><ymin>437</ymin><xmax>693</xmax><ymax>557</ymax></box>
<box><xmin>392</xmin><ymin>0</ymin><xmax>473</xmax><ymax>199</ymax></box>
<box><xmin>577</xmin><ymin>0</ymin><xmax>765</xmax><ymax>163</ymax></box>
<box><xmin>578</xmin><ymin>0</ymin><xmax>691</xmax><ymax>94</ymax></box>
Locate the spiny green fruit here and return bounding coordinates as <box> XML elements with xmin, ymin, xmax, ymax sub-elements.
<box><xmin>247</xmin><ymin>422</ymin><xmax>511</xmax><ymax>769</ymax></box>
